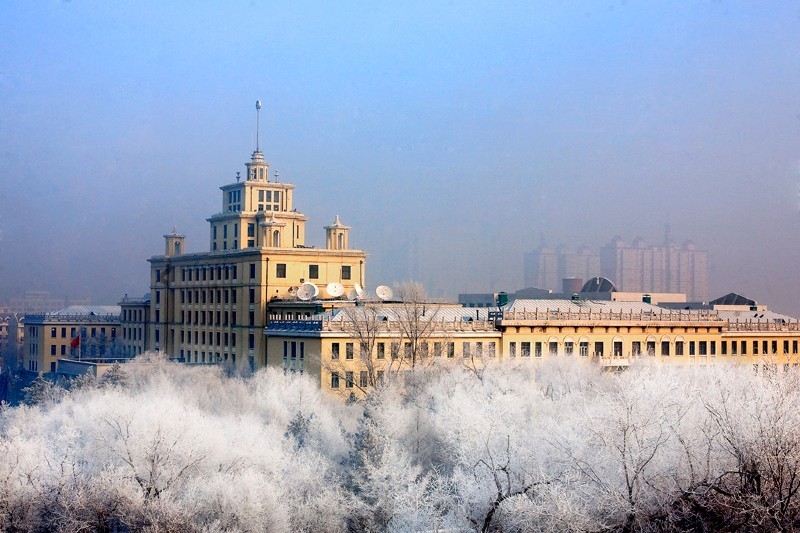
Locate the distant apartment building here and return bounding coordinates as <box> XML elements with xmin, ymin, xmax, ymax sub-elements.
<box><xmin>600</xmin><ymin>236</ymin><xmax>709</xmax><ymax>302</ymax></box>
<box><xmin>523</xmin><ymin>245</ymin><xmax>600</xmax><ymax>291</ymax></box>
<box><xmin>23</xmin><ymin>305</ymin><xmax>122</xmax><ymax>373</ymax></box>
<box><xmin>7</xmin><ymin>290</ymin><xmax>91</xmax><ymax>315</ymax></box>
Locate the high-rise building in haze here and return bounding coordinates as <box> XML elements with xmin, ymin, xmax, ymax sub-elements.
<box><xmin>600</xmin><ymin>232</ymin><xmax>708</xmax><ymax>302</ymax></box>
<box><xmin>523</xmin><ymin>245</ymin><xmax>600</xmax><ymax>291</ymax></box>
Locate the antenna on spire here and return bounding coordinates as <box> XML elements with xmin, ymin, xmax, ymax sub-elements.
<box><xmin>255</xmin><ymin>100</ymin><xmax>262</xmax><ymax>152</ymax></box>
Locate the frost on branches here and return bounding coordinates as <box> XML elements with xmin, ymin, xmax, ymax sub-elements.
<box><xmin>2</xmin><ymin>353</ymin><xmax>800</xmax><ymax>531</ymax></box>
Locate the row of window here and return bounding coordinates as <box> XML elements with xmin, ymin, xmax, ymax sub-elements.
<box><xmin>181</xmin><ymin>350</ymin><xmax>237</xmax><ymax>365</ymax></box>
<box><xmin>121</xmin><ymin>308</ymin><xmax>146</xmax><ymax>322</ymax></box>
<box><xmin>331</xmin><ymin>370</ymin><xmax>374</xmax><ymax>389</ymax></box>
<box><xmin>179</xmin><ymin>264</ymin><xmax>239</xmax><ymax>283</ymax></box>
<box><xmin>506</xmin><ymin>339</ymin><xmax>800</xmax><ymax>357</ymax></box>
<box><xmin>49</xmin><ymin>326</ymin><xmax>115</xmax><ymax>339</ymax></box>
<box><xmin>330</xmin><ymin>341</ymin><xmax>497</xmax><ymax>360</ymax></box>
<box><xmin>180</xmin><ymin>329</ymin><xmax>239</xmax><ymax>347</ymax></box>
<box><xmin>274</xmin><ymin>263</ymin><xmax>350</xmax><ymax>280</ymax></box>
<box><xmin>180</xmin><ymin>288</ymin><xmax>239</xmax><ymax>306</ymax></box>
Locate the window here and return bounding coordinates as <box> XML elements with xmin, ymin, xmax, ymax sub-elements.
<box><xmin>462</xmin><ymin>342</ymin><xmax>471</xmax><ymax>358</ymax></box>
<box><xmin>250</xmin><ymin>263</ymin><xmax>256</xmax><ymax>279</ymax></box>
<box><xmin>341</xmin><ymin>266</ymin><xmax>351</xmax><ymax>280</ymax></box>
<box><xmin>309</xmin><ymin>265</ymin><xmax>319</xmax><ymax>279</ymax></box>
<box><xmin>359</xmin><ymin>371</ymin><xmax>368</xmax><ymax>388</ymax></box>
<box><xmin>377</xmin><ymin>342</ymin><xmax>385</xmax><ymax>359</ymax></box>
<box><xmin>632</xmin><ymin>341</ymin><xmax>641</xmax><ymax>356</ymax></box>
<box><xmin>447</xmin><ymin>342</ymin><xmax>455</xmax><ymax>358</ymax></box>
<box><xmin>579</xmin><ymin>341</ymin><xmax>589</xmax><ymax>357</ymax></box>
<box><xmin>647</xmin><ymin>341</ymin><xmax>656</xmax><ymax>356</ymax></box>
<box><xmin>741</xmin><ymin>341</ymin><xmax>747</xmax><ymax>355</ymax></box>
<box><xmin>689</xmin><ymin>341</ymin><xmax>696</xmax><ymax>356</ymax></box>
<box><xmin>377</xmin><ymin>371</ymin><xmax>384</xmax><ymax>385</ymax></box>
<box><xmin>753</xmin><ymin>341</ymin><xmax>759</xmax><ymax>355</ymax></box>
<box><xmin>331</xmin><ymin>372</ymin><xmax>340</xmax><ymax>388</ymax></box>
<box><xmin>534</xmin><ymin>342</ymin><xmax>542</xmax><ymax>358</ymax></box>
<box><xmin>405</xmin><ymin>342</ymin><xmax>412</xmax><ymax>359</ymax></box>
<box><xmin>722</xmin><ymin>341</ymin><xmax>727</xmax><ymax>355</ymax></box>
<box><xmin>345</xmin><ymin>371</ymin><xmax>354</xmax><ymax>389</ymax></box>
<box><xmin>50</xmin><ymin>327</ymin><xmax>56</xmax><ymax>338</ymax></box>
<box><xmin>346</xmin><ymin>343</ymin><xmax>354</xmax><ymax>360</ymax></box>
<box><xmin>249</xmin><ymin>288</ymin><xmax>255</xmax><ymax>304</ymax></box>
<box><xmin>613</xmin><ymin>341</ymin><xmax>623</xmax><ymax>357</ymax></box>
<box><xmin>434</xmin><ymin>342</ymin><xmax>442</xmax><ymax>357</ymax></box>
<box><xmin>247</xmin><ymin>223</ymin><xmax>255</xmax><ymax>237</ymax></box>
<box><xmin>564</xmin><ymin>341</ymin><xmax>573</xmax><ymax>356</ymax></box>
<box><xmin>699</xmin><ymin>341</ymin><xmax>707</xmax><ymax>356</ymax></box>
<box><xmin>391</xmin><ymin>342</ymin><xmax>399</xmax><ymax>359</ymax></box>
<box><xmin>594</xmin><ymin>342</ymin><xmax>604</xmax><ymax>357</ymax></box>
<box><xmin>710</xmin><ymin>341</ymin><xmax>716</xmax><ymax>356</ymax></box>
<box><xmin>772</xmin><ymin>340</ymin><xmax>778</xmax><ymax>355</ymax></box>
<box><xmin>331</xmin><ymin>343</ymin><xmax>340</xmax><ymax>359</ymax></box>
<box><xmin>509</xmin><ymin>342</ymin><xmax>517</xmax><ymax>357</ymax></box>
<box><xmin>50</xmin><ymin>345</ymin><xmax>56</xmax><ymax>356</ymax></box>
<box><xmin>521</xmin><ymin>342</ymin><xmax>531</xmax><ymax>357</ymax></box>
<box><xmin>488</xmin><ymin>342</ymin><xmax>496</xmax><ymax>358</ymax></box>
<box><xmin>276</xmin><ymin>264</ymin><xmax>286</xmax><ymax>278</ymax></box>
<box><xmin>661</xmin><ymin>341</ymin><xmax>670</xmax><ymax>356</ymax></box>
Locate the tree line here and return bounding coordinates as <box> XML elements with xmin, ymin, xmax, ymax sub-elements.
<box><xmin>1</xmin><ymin>353</ymin><xmax>799</xmax><ymax>531</ymax></box>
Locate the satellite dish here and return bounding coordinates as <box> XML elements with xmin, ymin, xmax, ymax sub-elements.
<box><xmin>354</xmin><ymin>284</ymin><xmax>364</xmax><ymax>298</ymax></box>
<box><xmin>376</xmin><ymin>285</ymin><xmax>393</xmax><ymax>301</ymax></box>
<box><xmin>326</xmin><ymin>282</ymin><xmax>344</xmax><ymax>298</ymax></box>
<box><xmin>287</xmin><ymin>286</ymin><xmax>298</xmax><ymax>297</ymax></box>
<box><xmin>297</xmin><ymin>282</ymin><xmax>317</xmax><ymax>301</ymax></box>
<box><xmin>347</xmin><ymin>289</ymin><xmax>358</xmax><ymax>300</ymax></box>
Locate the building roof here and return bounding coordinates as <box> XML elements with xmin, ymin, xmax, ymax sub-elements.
<box><xmin>507</xmin><ymin>299</ymin><xmax>665</xmax><ymax>314</ymax></box>
<box><xmin>710</xmin><ymin>293</ymin><xmax>756</xmax><ymax>306</ymax></box>
<box><xmin>48</xmin><ymin>305</ymin><xmax>121</xmax><ymax>318</ymax></box>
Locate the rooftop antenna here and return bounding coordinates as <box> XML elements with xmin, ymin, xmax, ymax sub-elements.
<box><xmin>255</xmin><ymin>100</ymin><xmax>262</xmax><ymax>152</ymax></box>
<box><xmin>236</xmin><ymin>171</ymin><xmax>241</xmax><ymax>182</ymax></box>
<box><xmin>274</xmin><ymin>169</ymin><xmax>280</xmax><ymax>182</ymax></box>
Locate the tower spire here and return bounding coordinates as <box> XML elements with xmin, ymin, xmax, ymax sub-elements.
<box><xmin>255</xmin><ymin>100</ymin><xmax>262</xmax><ymax>152</ymax></box>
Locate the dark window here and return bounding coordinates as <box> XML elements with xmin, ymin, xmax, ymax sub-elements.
<box><xmin>309</xmin><ymin>264</ymin><xmax>319</xmax><ymax>279</ymax></box>
<box><xmin>359</xmin><ymin>371</ymin><xmax>368</xmax><ymax>388</ymax></box>
<box><xmin>377</xmin><ymin>342</ymin><xmax>385</xmax><ymax>359</ymax></box>
<box><xmin>331</xmin><ymin>343</ymin><xmax>340</xmax><ymax>359</ymax></box>
<box><xmin>331</xmin><ymin>372</ymin><xmax>339</xmax><ymax>388</ymax></box>
<box><xmin>345</xmin><ymin>371</ymin><xmax>354</xmax><ymax>388</ymax></box>
<box><xmin>341</xmin><ymin>265</ymin><xmax>351</xmax><ymax>280</ymax></box>
<box><xmin>276</xmin><ymin>264</ymin><xmax>286</xmax><ymax>278</ymax></box>
<box><xmin>346</xmin><ymin>343</ymin><xmax>354</xmax><ymax>360</ymax></box>
<box><xmin>250</xmin><ymin>263</ymin><xmax>256</xmax><ymax>279</ymax></box>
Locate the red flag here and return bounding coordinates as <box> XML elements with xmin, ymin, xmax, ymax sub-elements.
<box><xmin>70</xmin><ymin>336</ymin><xmax>80</xmax><ymax>348</ymax></box>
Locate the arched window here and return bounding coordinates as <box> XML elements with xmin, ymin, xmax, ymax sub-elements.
<box><xmin>272</xmin><ymin>230</ymin><xmax>280</xmax><ymax>247</ymax></box>
<box><xmin>174</xmin><ymin>241</ymin><xmax>181</xmax><ymax>255</ymax></box>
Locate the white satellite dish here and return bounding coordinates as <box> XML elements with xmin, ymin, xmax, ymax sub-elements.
<box><xmin>347</xmin><ymin>289</ymin><xmax>358</xmax><ymax>300</ymax></box>
<box><xmin>326</xmin><ymin>282</ymin><xmax>344</xmax><ymax>298</ymax></box>
<box><xmin>375</xmin><ymin>285</ymin><xmax>393</xmax><ymax>301</ymax></box>
<box><xmin>287</xmin><ymin>286</ymin><xmax>298</xmax><ymax>297</ymax></box>
<box><xmin>297</xmin><ymin>282</ymin><xmax>317</xmax><ymax>301</ymax></box>
<box><xmin>354</xmin><ymin>283</ymin><xmax>364</xmax><ymax>298</ymax></box>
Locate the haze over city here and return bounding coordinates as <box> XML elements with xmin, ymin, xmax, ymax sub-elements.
<box><xmin>1</xmin><ymin>1</ymin><xmax>799</xmax><ymax>313</ymax></box>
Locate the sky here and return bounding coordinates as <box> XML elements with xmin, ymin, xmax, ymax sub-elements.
<box><xmin>1</xmin><ymin>1</ymin><xmax>799</xmax><ymax>314</ymax></box>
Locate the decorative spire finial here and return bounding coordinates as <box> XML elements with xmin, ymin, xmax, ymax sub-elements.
<box><xmin>255</xmin><ymin>100</ymin><xmax>262</xmax><ymax>152</ymax></box>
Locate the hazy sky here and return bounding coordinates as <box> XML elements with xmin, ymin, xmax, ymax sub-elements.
<box><xmin>1</xmin><ymin>1</ymin><xmax>799</xmax><ymax>313</ymax></box>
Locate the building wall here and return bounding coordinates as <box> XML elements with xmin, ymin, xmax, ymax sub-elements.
<box><xmin>24</xmin><ymin>317</ymin><xmax>121</xmax><ymax>374</ymax></box>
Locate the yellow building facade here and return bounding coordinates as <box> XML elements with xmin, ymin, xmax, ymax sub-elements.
<box><xmin>148</xmin><ymin>147</ymin><xmax>367</xmax><ymax>371</ymax></box>
<box><xmin>265</xmin><ymin>298</ymin><xmax>800</xmax><ymax>397</ymax></box>
<box><xmin>265</xmin><ymin>303</ymin><xmax>501</xmax><ymax>398</ymax></box>
<box><xmin>23</xmin><ymin>306</ymin><xmax>122</xmax><ymax>374</ymax></box>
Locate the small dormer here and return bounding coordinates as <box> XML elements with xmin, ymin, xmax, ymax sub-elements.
<box><xmin>164</xmin><ymin>228</ymin><xmax>186</xmax><ymax>257</ymax></box>
<box><xmin>260</xmin><ymin>212</ymin><xmax>287</xmax><ymax>248</ymax></box>
<box><xmin>325</xmin><ymin>215</ymin><xmax>350</xmax><ymax>250</ymax></box>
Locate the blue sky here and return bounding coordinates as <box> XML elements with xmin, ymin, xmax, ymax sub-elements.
<box><xmin>1</xmin><ymin>1</ymin><xmax>800</xmax><ymax>312</ymax></box>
